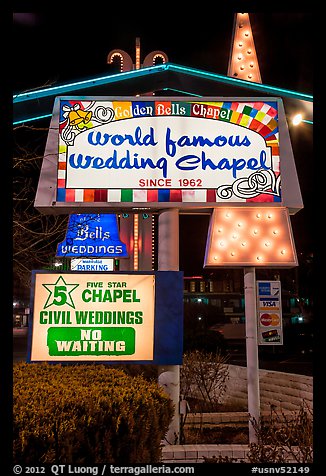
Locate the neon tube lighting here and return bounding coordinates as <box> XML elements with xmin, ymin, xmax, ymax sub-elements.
<box><xmin>167</xmin><ymin>64</ymin><xmax>313</xmax><ymax>102</ymax></box>
<box><xmin>13</xmin><ymin>63</ymin><xmax>313</xmax><ymax>103</ymax></box>
<box><xmin>13</xmin><ymin>64</ymin><xmax>169</xmax><ymax>103</ymax></box>
<box><xmin>13</xmin><ymin>63</ymin><xmax>313</xmax><ymax>124</ymax></box>
<box><xmin>13</xmin><ymin>113</ymin><xmax>52</xmax><ymax>125</ymax></box>
<box><xmin>161</xmin><ymin>87</ymin><xmax>202</xmax><ymax>97</ymax></box>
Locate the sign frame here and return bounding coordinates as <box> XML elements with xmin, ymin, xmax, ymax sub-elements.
<box><xmin>27</xmin><ymin>270</ymin><xmax>184</xmax><ymax>365</ymax></box>
<box><xmin>34</xmin><ymin>96</ymin><xmax>303</xmax><ymax>215</ymax></box>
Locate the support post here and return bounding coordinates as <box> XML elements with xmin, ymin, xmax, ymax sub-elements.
<box><xmin>157</xmin><ymin>208</ymin><xmax>180</xmax><ymax>445</ymax></box>
<box><xmin>244</xmin><ymin>266</ymin><xmax>260</xmax><ymax>444</ymax></box>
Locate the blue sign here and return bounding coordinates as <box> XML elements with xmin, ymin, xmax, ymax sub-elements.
<box><xmin>56</xmin><ymin>214</ymin><xmax>128</xmax><ymax>258</ymax></box>
<box><xmin>258</xmin><ymin>282</ymin><xmax>271</xmax><ymax>296</ymax></box>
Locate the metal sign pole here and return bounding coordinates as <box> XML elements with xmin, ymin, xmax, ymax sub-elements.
<box><xmin>244</xmin><ymin>266</ymin><xmax>260</xmax><ymax>444</ymax></box>
<box><xmin>157</xmin><ymin>208</ymin><xmax>180</xmax><ymax>445</ymax></box>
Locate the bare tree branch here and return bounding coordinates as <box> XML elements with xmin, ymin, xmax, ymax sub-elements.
<box><xmin>13</xmin><ymin>124</ymin><xmax>68</xmax><ymax>288</ymax></box>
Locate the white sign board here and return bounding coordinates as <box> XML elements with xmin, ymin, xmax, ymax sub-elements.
<box><xmin>29</xmin><ymin>272</ymin><xmax>155</xmax><ymax>362</ymax></box>
<box><xmin>28</xmin><ymin>271</ymin><xmax>184</xmax><ymax>364</ymax></box>
<box><xmin>71</xmin><ymin>258</ymin><xmax>114</xmax><ymax>271</ymax></box>
<box><xmin>35</xmin><ymin>96</ymin><xmax>305</xmax><ymax>213</ymax></box>
<box><xmin>65</xmin><ymin>115</ymin><xmax>273</xmax><ymax>192</ymax></box>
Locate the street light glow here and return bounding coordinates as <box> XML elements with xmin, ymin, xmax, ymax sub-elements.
<box><xmin>292</xmin><ymin>113</ymin><xmax>303</xmax><ymax>125</ymax></box>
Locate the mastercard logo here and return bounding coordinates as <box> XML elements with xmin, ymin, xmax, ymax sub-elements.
<box><xmin>260</xmin><ymin>313</ymin><xmax>280</xmax><ymax>326</ymax></box>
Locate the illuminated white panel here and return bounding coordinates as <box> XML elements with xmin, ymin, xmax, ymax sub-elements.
<box><xmin>204</xmin><ymin>207</ymin><xmax>298</xmax><ymax>267</ymax></box>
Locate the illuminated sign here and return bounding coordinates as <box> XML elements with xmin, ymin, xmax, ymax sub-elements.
<box><xmin>56</xmin><ymin>214</ymin><xmax>128</xmax><ymax>258</ymax></box>
<box><xmin>28</xmin><ymin>271</ymin><xmax>183</xmax><ymax>364</ymax></box>
<box><xmin>35</xmin><ymin>97</ymin><xmax>303</xmax><ymax>213</ymax></box>
<box><xmin>256</xmin><ymin>280</ymin><xmax>283</xmax><ymax>345</ymax></box>
<box><xmin>204</xmin><ymin>207</ymin><xmax>298</xmax><ymax>267</ymax></box>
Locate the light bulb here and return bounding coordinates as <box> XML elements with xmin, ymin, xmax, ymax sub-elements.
<box><xmin>292</xmin><ymin>113</ymin><xmax>303</xmax><ymax>126</ymax></box>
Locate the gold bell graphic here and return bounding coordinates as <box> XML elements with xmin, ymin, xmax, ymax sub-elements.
<box><xmin>68</xmin><ymin>106</ymin><xmax>92</xmax><ymax>126</ymax></box>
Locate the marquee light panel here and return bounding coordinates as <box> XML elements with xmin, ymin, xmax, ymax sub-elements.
<box><xmin>204</xmin><ymin>207</ymin><xmax>298</xmax><ymax>268</ymax></box>
<box><xmin>227</xmin><ymin>13</ymin><xmax>262</xmax><ymax>83</ymax></box>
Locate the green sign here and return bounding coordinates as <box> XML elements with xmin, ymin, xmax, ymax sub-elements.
<box><xmin>47</xmin><ymin>327</ymin><xmax>135</xmax><ymax>356</ymax></box>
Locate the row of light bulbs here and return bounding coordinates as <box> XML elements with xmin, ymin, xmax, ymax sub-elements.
<box><xmin>236</xmin><ymin>28</ymin><xmax>255</xmax><ymax>79</ymax></box>
<box><xmin>232</xmin><ymin>13</ymin><xmax>258</xmax><ymax>81</ymax></box>
<box><xmin>205</xmin><ymin>208</ymin><xmax>296</xmax><ymax>266</ymax></box>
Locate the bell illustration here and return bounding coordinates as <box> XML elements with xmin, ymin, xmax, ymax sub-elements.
<box><xmin>68</xmin><ymin>108</ymin><xmax>92</xmax><ymax>126</ymax></box>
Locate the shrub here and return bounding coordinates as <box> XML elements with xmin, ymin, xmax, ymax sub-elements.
<box><xmin>13</xmin><ymin>362</ymin><xmax>174</xmax><ymax>464</ymax></box>
<box><xmin>112</xmin><ymin>363</ymin><xmax>158</xmax><ymax>381</ymax></box>
<box><xmin>247</xmin><ymin>402</ymin><xmax>313</xmax><ymax>463</ymax></box>
<box><xmin>180</xmin><ymin>350</ymin><xmax>229</xmax><ymax>412</ymax></box>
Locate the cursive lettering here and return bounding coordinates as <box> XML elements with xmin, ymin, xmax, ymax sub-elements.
<box><xmin>175</xmin><ymin>150</ymin><xmax>269</xmax><ymax>178</ymax></box>
<box><xmin>69</xmin><ymin>150</ymin><xmax>168</xmax><ymax>178</ymax></box>
<box><xmin>165</xmin><ymin>127</ymin><xmax>251</xmax><ymax>157</ymax></box>
<box><xmin>87</xmin><ymin>126</ymin><xmax>157</xmax><ymax>147</ymax></box>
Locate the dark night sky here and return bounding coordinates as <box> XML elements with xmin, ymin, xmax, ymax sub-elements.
<box><xmin>12</xmin><ymin>12</ymin><xmax>313</xmax><ymax>94</ymax></box>
<box><xmin>12</xmin><ymin>12</ymin><xmax>314</xmax><ymax>276</ymax></box>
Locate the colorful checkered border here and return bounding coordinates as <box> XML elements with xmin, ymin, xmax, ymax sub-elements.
<box><xmin>57</xmin><ymin>100</ymin><xmax>280</xmax><ymax>204</ymax></box>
